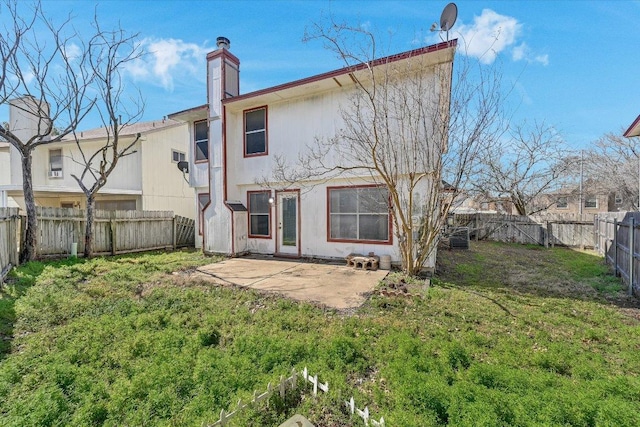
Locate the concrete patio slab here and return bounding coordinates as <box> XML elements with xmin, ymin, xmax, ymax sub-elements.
<box><xmin>193</xmin><ymin>257</ymin><xmax>389</xmax><ymax>309</ymax></box>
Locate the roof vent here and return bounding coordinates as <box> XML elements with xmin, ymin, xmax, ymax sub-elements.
<box><xmin>216</xmin><ymin>36</ymin><xmax>230</xmax><ymax>50</ymax></box>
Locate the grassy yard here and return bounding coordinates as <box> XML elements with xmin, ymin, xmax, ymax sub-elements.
<box><xmin>1</xmin><ymin>243</ymin><xmax>639</xmax><ymax>426</ymax></box>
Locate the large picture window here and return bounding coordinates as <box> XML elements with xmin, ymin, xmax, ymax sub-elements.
<box><xmin>194</xmin><ymin>120</ymin><xmax>208</xmax><ymax>162</ymax></box>
<box><xmin>248</xmin><ymin>191</ymin><xmax>271</xmax><ymax>238</ymax></box>
<box><xmin>328</xmin><ymin>186</ymin><xmax>390</xmax><ymax>243</ymax></box>
<box><xmin>244</xmin><ymin>107</ymin><xmax>267</xmax><ymax>156</ymax></box>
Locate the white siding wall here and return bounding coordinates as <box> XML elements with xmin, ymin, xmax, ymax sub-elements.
<box><xmin>225</xmin><ymin>87</ymin><xmax>406</xmax><ymax>262</ymax></box>
<box><xmin>140</xmin><ymin>123</ymin><xmax>195</xmax><ymax>218</ymax></box>
<box><xmin>13</xmin><ymin>139</ymin><xmax>144</xmax><ymax>192</ymax></box>
<box><xmin>202</xmin><ymin>55</ymin><xmax>232</xmax><ymax>254</ymax></box>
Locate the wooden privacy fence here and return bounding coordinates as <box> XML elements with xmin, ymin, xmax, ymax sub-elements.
<box><xmin>0</xmin><ymin>208</ymin><xmax>195</xmax><ymax>265</ymax></box>
<box><xmin>594</xmin><ymin>212</ymin><xmax>640</xmax><ymax>297</ymax></box>
<box><xmin>35</xmin><ymin>207</ymin><xmax>195</xmax><ymax>258</ymax></box>
<box><xmin>0</xmin><ymin>208</ymin><xmax>20</xmax><ymax>282</ymax></box>
<box><xmin>451</xmin><ymin>213</ymin><xmax>594</xmax><ymax>249</ymax></box>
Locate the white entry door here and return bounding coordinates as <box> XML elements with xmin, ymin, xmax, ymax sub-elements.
<box><xmin>277</xmin><ymin>191</ymin><xmax>299</xmax><ymax>256</ymax></box>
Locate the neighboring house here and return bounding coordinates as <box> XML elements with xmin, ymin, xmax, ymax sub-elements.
<box><xmin>451</xmin><ymin>193</ymin><xmax>514</xmax><ymax>215</ymax></box>
<box><xmin>170</xmin><ymin>37</ymin><xmax>456</xmax><ymax>267</ymax></box>
<box><xmin>0</xmin><ymin>141</ymin><xmax>19</xmax><ymax>207</ymax></box>
<box><xmin>0</xmin><ymin>96</ymin><xmax>194</xmax><ymax>218</ymax></box>
<box><xmin>539</xmin><ymin>183</ymin><xmax>616</xmax><ymax>216</ymax></box>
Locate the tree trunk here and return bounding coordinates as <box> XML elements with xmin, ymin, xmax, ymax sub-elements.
<box><xmin>19</xmin><ymin>151</ymin><xmax>37</xmax><ymax>263</ymax></box>
<box><xmin>84</xmin><ymin>194</ymin><xmax>95</xmax><ymax>258</ymax></box>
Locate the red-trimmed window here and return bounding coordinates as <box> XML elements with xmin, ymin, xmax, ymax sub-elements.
<box><xmin>244</xmin><ymin>106</ymin><xmax>267</xmax><ymax>156</ymax></box>
<box><xmin>198</xmin><ymin>193</ymin><xmax>210</xmax><ymax>235</ymax></box>
<box><xmin>328</xmin><ymin>185</ymin><xmax>391</xmax><ymax>243</ymax></box>
<box><xmin>248</xmin><ymin>191</ymin><xmax>271</xmax><ymax>238</ymax></box>
<box><xmin>194</xmin><ymin>120</ymin><xmax>209</xmax><ymax>162</ymax></box>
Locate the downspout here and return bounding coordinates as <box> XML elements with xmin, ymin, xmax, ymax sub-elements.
<box><xmin>222</xmin><ymin>104</ymin><xmax>235</xmax><ymax>255</ymax></box>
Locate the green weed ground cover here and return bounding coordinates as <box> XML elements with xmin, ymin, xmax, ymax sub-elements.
<box><xmin>1</xmin><ymin>243</ymin><xmax>639</xmax><ymax>426</ymax></box>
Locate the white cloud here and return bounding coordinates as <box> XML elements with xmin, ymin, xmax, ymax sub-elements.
<box><xmin>513</xmin><ymin>42</ymin><xmax>549</xmax><ymax>66</ymax></box>
<box><xmin>453</xmin><ymin>9</ymin><xmax>521</xmax><ymax>64</ymax></box>
<box><xmin>125</xmin><ymin>38</ymin><xmax>209</xmax><ymax>91</ymax></box>
<box><xmin>62</xmin><ymin>43</ymin><xmax>81</xmax><ymax>61</ymax></box>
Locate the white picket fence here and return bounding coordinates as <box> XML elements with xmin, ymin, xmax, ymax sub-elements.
<box><xmin>207</xmin><ymin>367</ymin><xmax>328</xmax><ymax>427</ymax></box>
<box><xmin>207</xmin><ymin>367</ymin><xmax>384</xmax><ymax>427</ymax></box>
<box><xmin>345</xmin><ymin>396</ymin><xmax>385</xmax><ymax>427</ymax></box>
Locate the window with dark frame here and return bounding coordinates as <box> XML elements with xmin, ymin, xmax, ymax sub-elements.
<box><xmin>584</xmin><ymin>196</ymin><xmax>598</xmax><ymax>209</ymax></box>
<box><xmin>172</xmin><ymin>150</ymin><xmax>186</xmax><ymax>163</ymax></box>
<box><xmin>244</xmin><ymin>107</ymin><xmax>267</xmax><ymax>156</ymax></box>
<box><xmin>49</xmin><ymin>148</ymin><xmax>63</xmax><ymax>177</ymax></box>
<box><xmin>328</xmin><ymin>186</ymin><xmax>390</xmax><ymax>242</ymax></box>
<box><xmin>556</xmin><ymin>197</ymin><xmax>568</xmax><ymax>209</ymax></box>
<box><xmin>194</xmin><ymin>120</ymin><xmax>209</xmax><ymax>162</ymax></box>
<box><xmin>248</xmin><ymin>191</ymin><xmax>271</xmax><ymax>237</ymax></box>
<box><xmin>615</xmin><ymin>194</ymin><xmax>623</xmax><ymax>205</ymax></box>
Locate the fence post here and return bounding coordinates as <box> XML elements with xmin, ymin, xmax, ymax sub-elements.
<box><xmin>110</xmin><ymin>213</ymin><xmax>117</xmax><ymax>256</ymax></box>
<box><xmin>172</xmin><ymin>216</ymin><xmax>177</xmax><ymax>250</ymax></box>
<box><xmin>613</xmin><ymin>218</ymin><xmax>618</xmax><ymax>276</ymax></box>
<box><xmin>544</xmin><ymin>221</ymin><xmax>549</xmax><ymax>248</ymax></box>
<box><xmin>593</xmin><ymin>216</ymin><xmax>598</xmax><ymax>253</ymax></box>
<box><xmin>629</xmin><ymin>217</ymin><xmax>635</xmax><ymax>296</ymax></box>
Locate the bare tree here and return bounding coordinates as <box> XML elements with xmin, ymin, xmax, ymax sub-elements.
<box><xmin>582</xmin><ymin>132</ymin><xmax>640</xmax><ymax>211</ymax></box>
<box><xmin>260</xmin><ymin>21</ymin><xmax>507</xmax><ymax>275</ymax></box>
<box><xmin>0</xmin><ymin>0</ymin><xmax>95</xmax><ymax>262</ymax></box>
<box><xmin>69</xmin><ymin>19</ymin><xmax>144</xmax><ymax>258</ymax></box>
<box><xmin>472</xmin><ymin>121</ymin><xmax>573</xmax><ymax>216</ymax></box>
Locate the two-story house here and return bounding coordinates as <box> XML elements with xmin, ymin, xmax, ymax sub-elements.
<box><xmin>0</xmin><ymin>96</ymin><xmax>195</xmax><ymax>218</ymax></box>
<box><xmin>170</xmin><ymin>37</ymin><xmax>456</xmax><ymax>268</ymax></box>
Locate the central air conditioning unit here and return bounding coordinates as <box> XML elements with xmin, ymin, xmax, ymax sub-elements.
<box><xmin>49</xmin><ymin>170</ymin><xmax>62</xmax><ymax>178</ymax></box>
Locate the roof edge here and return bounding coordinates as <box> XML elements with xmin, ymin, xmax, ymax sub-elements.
<box><xmin>168</xmin><ymin>104</ymin><xmax>208</xmax><ymax>120</ymax></box>
<box><xmin>624</xmin><ymin>114</ymin><xmax>640</xmax><ymax>137</ymax></box>
<box><xmin>223</xmin><ymin>39</ymin><xmax>457</xmax><ymax>105</ymax></box>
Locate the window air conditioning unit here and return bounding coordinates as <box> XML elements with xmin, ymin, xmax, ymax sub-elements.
<box><xmin>49</xmin><ymin>170</ymin><xmax>62</xmax><ymax>178</ymax></box>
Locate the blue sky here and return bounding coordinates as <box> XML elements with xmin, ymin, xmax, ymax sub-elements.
<box><xmin>5</xmin><ymin>1</ymin><xmax>640</xmax><ymax>149</ymax></box>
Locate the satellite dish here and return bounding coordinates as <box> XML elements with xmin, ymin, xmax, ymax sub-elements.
<box><xmin>177</xmin><ymin>160</ymin><xmax>189</xmax><ymax>174</ymax></box>
<box><xmin>440</xmin><ymin>2</ymin><xmax>458</xmax><ymax>40</ymax></box>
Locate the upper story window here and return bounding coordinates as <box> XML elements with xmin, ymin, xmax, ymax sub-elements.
<box><xmin>172</xmin><ymin>150</ymin><xmax>186</xmax><ymax>163</ymax></box>
<box><xmin>556</xmin><ymin>197</ymin><xmax>568</xmax><ymax>209</ymax></box>
<box><xmin>244</xmin><ymin>106</ymin><xmax>267</xmax><ymax>156</ymax></box>
<box><xmin>328</xmin><ymin>185</ymin><xmax>391</xmax><ymax>243</ymax></box>
<box><xmin>49</xmin><ymin>148</ymin><xmax>63</xmax><ymax>178</ymax></box>
<box><xmin>584</xmin><ymin>196</ymin><xmax>598</xmax><ymax>209</ymax></box>
<box><xmin>194</xmin><ymin>120</ymin><xmax>208</xmax><ymax>162</ymax></box>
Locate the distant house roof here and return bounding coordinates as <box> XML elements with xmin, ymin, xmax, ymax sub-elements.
<box><xmin>167</xmin><ymin>104</ymin><xmax>208</xmax><ymax>122</ymax></box>
<box><xmin>60</xmin><ymin>118</ymin><xmax>183</xmax><ymax>142</ymax></box>
<box><xmin>624</xmin><ymin>114</ymin><xmax>640</xmax><ymax>137</ymax></box>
